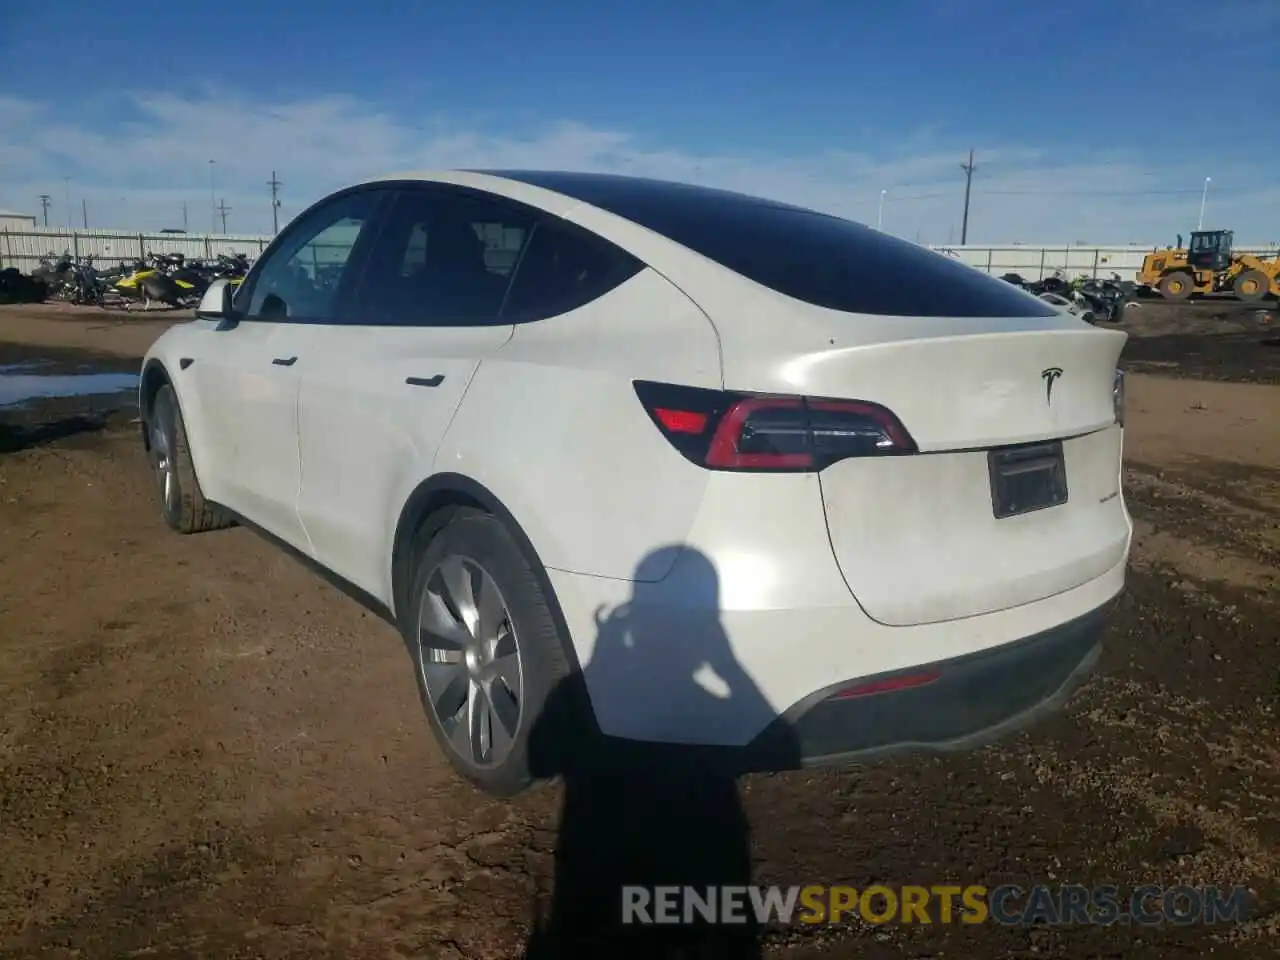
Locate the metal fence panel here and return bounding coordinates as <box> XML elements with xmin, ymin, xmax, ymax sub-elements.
<box><xmin>2</xmin><ymin>228</ymin><xmax>1277</xmax><ymax>284</ymax></box>
<box><xmin>0</xmin><ymin>227</ymin><xmax>271</xmax><ymax>271</ymax></box>
<box><xmin>930</xmin><ymin>244</ymin><xmax>1279</xmax><ymax>281</ymax></box>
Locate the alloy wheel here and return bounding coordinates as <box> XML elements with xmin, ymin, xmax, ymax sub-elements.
<box><xmin>417</xmin><ymin>554</ymin><xmax>524</xmax><ymax>768</ymax></box>
<box><xmin>149</xmin><ymin>403</ymin><xmax>178</xmax><ymax>515</ymax></box>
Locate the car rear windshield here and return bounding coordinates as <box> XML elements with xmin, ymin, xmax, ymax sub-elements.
<box><xmin>481</xmin><ymin>171</ymin><xmax>1056</xmax><ymax>318</ymax></box>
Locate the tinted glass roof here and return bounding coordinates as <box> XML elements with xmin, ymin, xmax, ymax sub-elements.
<box><xmin>478</xmin><ymin>170</ymin><xmax>810</xmax><ymax>213</ymax></box>
<box><xmin>475</xmin><ymin>170</ymin><xmax>1056</xmax><ymax>318</ymax></box>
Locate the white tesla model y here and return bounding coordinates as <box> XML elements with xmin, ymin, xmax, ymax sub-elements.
<box><xmin>139</xmin><ymin>171</ymin><xmax>1130</xmax><ymax>795</ymax></box>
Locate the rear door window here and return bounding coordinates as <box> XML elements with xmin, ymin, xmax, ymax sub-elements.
<box><xmin>352</xmin><ymin>187</ymin><xmax>535</xmax><ymax>326</ymax></box>
<box><xmin>501</xmin><ymin>217</ymin><xmax>643</xmax><ymax>323</ymax></box>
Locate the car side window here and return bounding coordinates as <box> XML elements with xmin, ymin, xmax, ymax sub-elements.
<box><xmin>352</xmin><ymin>188</ymin><xmax>535</xmax><ymax>326</ymax></box>
<box><xmin>501</xmin><ymin>217</ymin><xmax>644</xmax><ymax>323</ymax></box>
<box><xmin>239</xmin><ymin>190</ymin><xmax>383</xmax><ymax>322</ymax></box>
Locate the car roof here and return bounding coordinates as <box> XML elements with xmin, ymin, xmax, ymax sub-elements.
<box><xmin>474</xmin><ymin>169</ymin><xmax>815</xmax><ymax>213</ymax></box>
<box><xmin>364</xmin><ymin>167</ymin><xmax>831</xmax><ymax>221</ymax></box>
<box><xmin>361</xmin><ymin>169</ymin><xmax>590</xmax><ymax>216</ymax></box>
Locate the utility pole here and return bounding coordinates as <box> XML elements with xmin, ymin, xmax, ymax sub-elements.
<box><xmin>959</xmin><ymin>148</ymin><xmax>977</xmax><ymax>246</ymax></box>
<box><xmin>38</xmin><ymin>195</ymin><xmax>51</xmax><ymax>227</ymax></box>
<box><xmin>62</xmin><ymin>177</ymin><xmax>71</xmax><ymax>230</ymax></box>
<box><xmin>182</xmin><ymin>201</ymin><xmax>188</xmax><ymax>232</ymax></box>
<box><xmin>268</xmin><ymin>170</ymin><xmax>282</xmax><ymax>234</ymax></box>
<box><xmin>216</xmin><ymin>199</ymin><xmax>231</xmax><ymax>234</ymax></box>
<box><xmin>81</xmin><ymin>199</ymin><xmax>88</xmax><ymax>229</ymax></box>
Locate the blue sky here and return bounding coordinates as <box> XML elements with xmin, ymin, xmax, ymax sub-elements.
<box><xmin>2</xmin><ymin>0</ymin><xmax>1277</xmax><ymax>243</ymax></box>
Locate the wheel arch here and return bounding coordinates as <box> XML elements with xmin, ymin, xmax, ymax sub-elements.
<box><xmin>389</xmin><ymin>472</ymin><xmax>585</xmax><ymax>675</ymax></box>
<box><xmin>138</xmin><ymin>356</ymin><xmax>218</xmax><ymax>499</ymax></box>
<box><xmin>138</xmin><ymin>357</ymin><xmax>172</xmax><ymax>451</ymax></box>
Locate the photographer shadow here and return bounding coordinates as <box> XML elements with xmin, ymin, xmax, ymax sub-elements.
<box><xmin>525</xmin><ymin>545</ymin><xmax>801</xmax><ymax>959</ymax></box>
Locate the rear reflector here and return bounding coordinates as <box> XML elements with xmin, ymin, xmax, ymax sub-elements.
<box><xmin>830</xmin><ymin>669</ymin><xmax>941</xmax><ymax>699</ymax></box>
<box><xmin>654</xmin><ymin>408</ymin><xmax>709</xmax><ymax>434</ymax></box>
<box><xmin>635</xmin><ymin>380</ymin><xmax>916</xmax><ymax>472</ymax></box>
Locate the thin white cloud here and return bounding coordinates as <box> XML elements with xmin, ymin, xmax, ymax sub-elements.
<box><xmin>1</xmin><ymin>91</ymin><xmax>1276</xmax><ymax>245</ymax></box>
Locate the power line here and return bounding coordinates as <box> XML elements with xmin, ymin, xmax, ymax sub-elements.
<box><xmin>874</xmin><ymin>190</ymin><xmax>954</xmax><ymax>202</ymax></box>
<box><xmin>981</xmin><ymin>187</ymin><xmax>1204</xmax><ymax>197</ymax></box>
<box><xmin>869</xmin><ymin>185</ymin><xmax>1223</xmax><ymax>203</ymax></box>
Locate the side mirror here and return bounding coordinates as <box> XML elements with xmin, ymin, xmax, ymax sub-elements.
<box><xmin>196</xmin><ymin>278</ymin><xmax>236</xmax><ymax>325</ymax></box>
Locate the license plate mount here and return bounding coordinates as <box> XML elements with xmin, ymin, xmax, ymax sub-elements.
<box><xmin>988</xmin><ymin>441</ymin><xmax>1068</xmax><ymax>519</ymax></box>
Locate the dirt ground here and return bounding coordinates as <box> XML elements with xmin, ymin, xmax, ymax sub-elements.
<box><xmin>1</xmin><ymin>300</ymin><xmax>1278</xmax><ymax>959</ymax></box>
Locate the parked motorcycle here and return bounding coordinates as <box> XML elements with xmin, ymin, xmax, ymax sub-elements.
<box><xmin>9</xmin><ymin>250</ymin><xmax>252</xmax><ymax>311</ymax></box>
<box><xmin>1074</xmin><ymin>275</ymin><xmax>1131</xmax><ymax>324</ymax></box>
<box><xmin>30</xmin><ymin>252</ymin><xmax>74</xmax><ymax>293</ymax></box>
<box><xmin>109</xmin><ymin>252</ymin><xmax>251</xmax><ymax>309</ymax></box>
<box><xmin>999</xmin><ymin>270</ymin><xmax>1130</xmax><ymax>324</ymax></box>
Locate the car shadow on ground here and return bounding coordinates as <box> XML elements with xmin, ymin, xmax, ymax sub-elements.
<box><xmin>0</xmin><ymin>413</ymin><xmax>110</xmax><ymax>454</ymax></box>
<box><xmin>523</xmin><ymin>545</ymin><xmax>801</xmax><ymax>959</ymax></box>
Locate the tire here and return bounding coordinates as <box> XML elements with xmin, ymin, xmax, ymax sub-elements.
<box><xmin>1158</xmin><ymin>272</ymin><xmax>1194</xmax><ymax>300</ymax></box>
<box><xmin>147</xmin><ymin>384</ymin><xmax>233</xmax><ymax>534</ymax></box>
<box><xmin>1233</xmin><ymin>269</ymin><xmax>1269</xmax><ymax>302</ymax></box>
<box><xmin>403</xmin><ymin>507</ymin><xmax>571</xmax><ymax>797</ymax></box>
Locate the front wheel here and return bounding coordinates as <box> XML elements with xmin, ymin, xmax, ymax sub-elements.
<box><xmin>147</xmin><ymin>384</ymin><xmax>233</xmax><ymax>534</ymax></box>
<box><xmin>1233</xmin><ymin>269</ymin><xmax>1269</xmax><ymax>302</ymax></box>
<box><xmin>404</xmin><ymin>508</ymin><xmax>571</xmax><ymax>797</ymax></box>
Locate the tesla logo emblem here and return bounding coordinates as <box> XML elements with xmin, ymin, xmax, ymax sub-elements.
<box><xmin>1041</xmin><ymin>367</ymin><xmax>1063</xmax><ymax>404</ymax></box>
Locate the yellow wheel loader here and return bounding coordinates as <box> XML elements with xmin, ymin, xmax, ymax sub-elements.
<box><xmin>1137</xmin><ymin>230</ymin><xmax>1280</xmax><ymax>301</ymax></box>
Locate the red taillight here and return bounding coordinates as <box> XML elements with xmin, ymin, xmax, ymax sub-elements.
<box><xmin>706</xmin><ymin>396</ymin><xmax>810</xmax><ymax>469</ymax></box>
<box><xmin>634</xmin><ymin>380</ymin><xmax>916</xmax><ymax>472</ymax></box>
<box><xmin>830</xmin><ymin>669</ymin><xmax>941</xmax><ymax>699</ymax></box>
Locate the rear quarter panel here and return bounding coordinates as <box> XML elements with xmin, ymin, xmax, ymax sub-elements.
<box><xmin>434</xmin><ymin>267</ymin><xmax>722</xmax><ymax>582</ymax></box>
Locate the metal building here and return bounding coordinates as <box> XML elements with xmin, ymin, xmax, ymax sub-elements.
<box><xmin>0</xmin><ymin>210</ymin><xmax>38</xmax><ymax>231</ymax></box>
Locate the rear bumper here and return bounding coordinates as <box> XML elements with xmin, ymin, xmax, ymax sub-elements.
<box><xmin>748</xmin><ymin>598</ymin><xmax>1111</xmax><ymax>769</ymax></box>
<box><xmin>544</xmin><ymin>459</ymin><xmax>1129</xmax><ymax>753</ymax></box>
<box><xmin>548</xmin><ymin>550</ymin><xmax>1125</xmax><ymax>751</ymax></box>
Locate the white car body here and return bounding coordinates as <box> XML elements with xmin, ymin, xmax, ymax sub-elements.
<box><xmin>140</xmin><ymin>170</ymin><xmax>1130</xmax><ymax>791</ymax></box>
